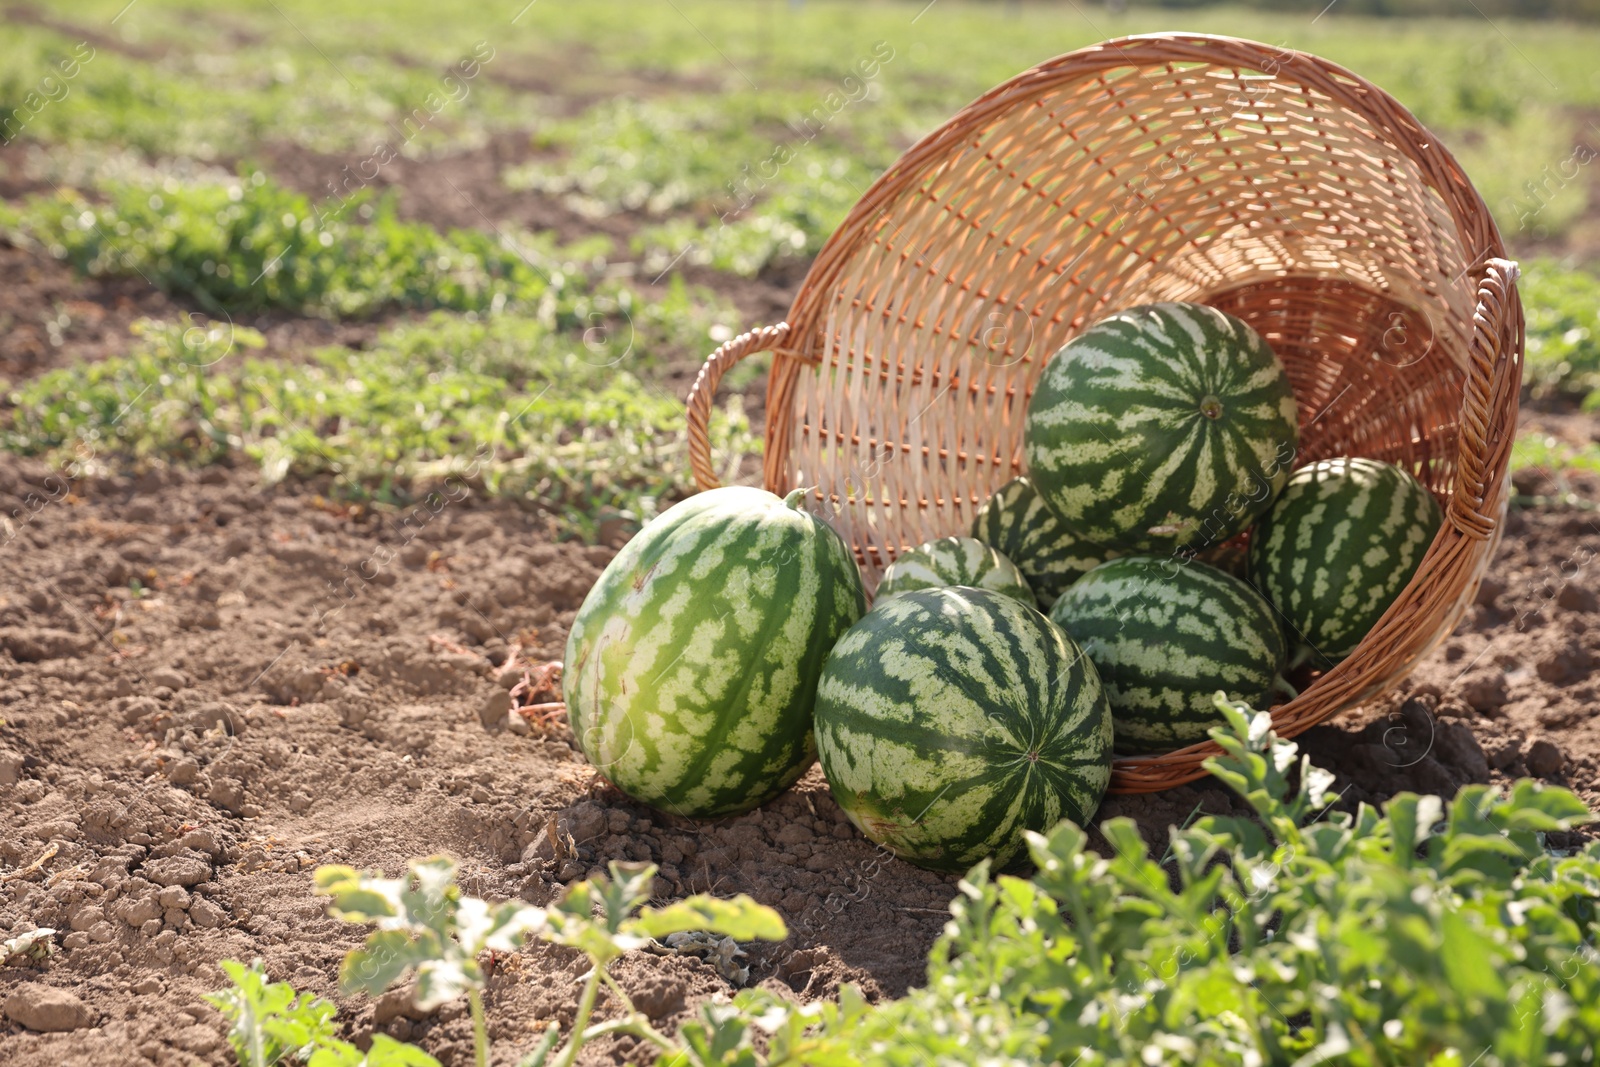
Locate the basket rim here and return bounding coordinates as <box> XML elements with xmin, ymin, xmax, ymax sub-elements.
<box><xmin>774</xmin><ymin>31</ymin><xmax>1506</xmax><ymax>358</ymax></box>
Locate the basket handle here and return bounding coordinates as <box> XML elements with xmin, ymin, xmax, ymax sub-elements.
<box><xmin>686</xmin><ymin>322</ymin><xmax>790</xmax><ymax>491</ymax></box>
<box><xmin>1448</xmin><ymin>258</ymin><xmax>1521</xmax><ymax>540</ymax></box>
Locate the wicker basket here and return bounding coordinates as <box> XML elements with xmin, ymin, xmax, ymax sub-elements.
<box><xmin>684</xmin><ymin>34</ymin><xmax>1523</xmax><ymax>794</ymax></box>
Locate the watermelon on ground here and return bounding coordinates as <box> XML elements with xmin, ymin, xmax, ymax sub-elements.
<box><xmin>813</xmin><ymin>586</ymin><xmax>1112</xmax><ymax>872</ymax></box>
<box><xmin>564</xmin><ymin>486</ymin><xmax>865</xmax><ymax>818</ymax></box>
<box><xmin>1024</xmin><ymin>302</ymin><xmax>1299</xmax><ymax>553</ymax></box>
<box><xmin>969</xmin><ymin>476</ymin><xmax>1113</xmax><ymax>607</ymax></box>
<box><xmin>1248</xmin><ymin>457</ymin><xmax>1442</xmax><ymax>668</ymax></box>
<box><xmin>876</xmin><ymin>535</ymin><xmax>1033</xmax><ymax>605</ymax></box>
<box><xmin>1049</xmin><ymin>555</ymin><xmax>1285</xmax><ymax>754</ymax></box>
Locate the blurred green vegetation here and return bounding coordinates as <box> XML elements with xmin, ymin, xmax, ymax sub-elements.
<box><xmin>1522</xmin><ymin>260</ymin><xmax>1600</xmax><ymax>404</ymax></box>
<box><xmin>5</xmin><ymin>2</ymin><xmax>1597</xmax><ymax>252</ymax></box>
<box><xmin>0</xmin><ymin>173</ymin><xmax>609</xmax><ymax>318</ymax></box>
<box><xmin>504</xmin><ymin>94</ymin><xmax>888</xmax><ymax>277</ymax></box>
<box><xmin>501</xmin><ymin>6</ymin><xmax>1599</xmax><ymax>274</ymax></box>
<box><xmin>1147</xmin><ymin>0</ymin><xmax>1600</xmax><ymax>17</ymax></box>
<box><xmin>1509</xmin><ymin>434</ymin><xmax>1600</xmax><ymax>509</ymax></box>
<box><xmin>0</xmin><ymin>17</ymin><xmax>529</xmax><ymax>162</ymax></box>
<box><xmin>2</xmin><ymin>0</ymin><xmax>1599</xmax><ymax>510</ymax></box>
<box><xmin>1512</xmin><ymin>433</ymin><xmax>1600</xmax><ymax>474</ymax></box>
<box><xmin>1</xmin><ymin>315</ymin><xmax>755</xmax><ymax>537</ymax></box>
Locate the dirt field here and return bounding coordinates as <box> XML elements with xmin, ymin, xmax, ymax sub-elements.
<box><xmin>4</xmin><ymin>4</ymin><xmax>1600</xmax><ymax>1061</ymax></box>
<box><xmin>1</xmin><ymin>442</ymin><xmax>1598</xmax><ymax>1065</ymax></box>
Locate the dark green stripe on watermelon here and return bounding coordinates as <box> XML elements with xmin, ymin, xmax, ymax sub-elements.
<box><xmin>814</xmin><ymin>586</ymin><xmax>1112</xmax><ymax>872</ymax></box>
<box><xmin>1049</xmin><ymin>556</ymin><xmax>1285</xmax><ymax>755</ymax></box>
<box><xmin>564</xmin><ymin>486</ymin><xmax>865</xmax><ymax>818</ymax></box>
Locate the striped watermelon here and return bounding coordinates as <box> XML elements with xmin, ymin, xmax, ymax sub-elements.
<box><xmin>877</xmin><ymin>536</ymin><xmax>1033</xmax><ymax>605</ymax></box>
<box><xmin>970</xmin><ymin>476</ymin><xmax>1114</xmax><ymax>607</ymax></box>
<box><xmin>564</xmin><ymin>486</ymin><xmax>865</xmax><ymax>817</ymax></box>
<box><xmin>1048</xmin><ymin>556</ymin><xmax>1285</xmax><ymax>754</ymax></box>
<box><xmin>1248</xmin><ymin>457</ymin><xmax>1442</xmax><ymax>668</ymax></box>
<box><xmin>1023</xmin><ymin>303</ymin><xmax>1300</xmax><ymax>553</ymax></box>
<box><xmin>813</xmin><ymin>587</ymin><xmax>1112</xmax><ymax>872</ymax></box>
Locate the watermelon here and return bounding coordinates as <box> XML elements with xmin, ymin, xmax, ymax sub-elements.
<box><xmin>970</xmin><ymin>476</ymin><xmax>1114</xmax><ymax>607</ymax></box>
<box><xmin>1048</xmin><ymin>556</ymin><xmax>1285</xmax><ymax>754</ymax></box>
<box><xmin>813</xmin><ymin>587</ymin><xmax>1112</xmax><ymax>872</ymax></box>
<box><xmin>1023</xmin><ymin>302</ymin><xmax>1300</xmax><ymax>553</ymax></box>
<box><xmin>564</xmin><ymin>486</ymin><xmax>865</xmax><ymax>817</ymax></box>
<box><xmin>876</xmin><ymin>536</ymin><xmax>1033</xmax><ymax>605</ymax></box>
<box><xmin>1248</xmin><ymin>457</ymin><xmax>1442</xmax><ymax>668</ymax></box>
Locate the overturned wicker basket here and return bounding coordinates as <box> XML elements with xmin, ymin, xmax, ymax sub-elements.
<box><xmin>685</xmin><ymin>34</ymin><xmax>1523</xmax><ymax>793</ymax></box>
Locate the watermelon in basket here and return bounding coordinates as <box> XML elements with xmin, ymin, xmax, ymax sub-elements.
<box><xmin>682</xmin><ymin>34</ymin><xmax>1522</xmax><ymax>794</ymax></box>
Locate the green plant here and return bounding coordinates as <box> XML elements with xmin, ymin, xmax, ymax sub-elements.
<box><xmin>0</xmin><ymin>15</ymin><xmax>529</xmax><ymax>163</ymax></box>
<box><xmin>506</xmin><ymin>88</ymin><xmax>897</xmax><ymax>279</ymax></box>
<box><xmin>208</xmin><ymin>700</ymin><xmax>1600</xmax><ymax>1067</ymax></box>
<box><xmin>206</xmin><ymin>959</ymin><xmax>439</xmax><ymax>1067</ymax></box>
<box><xmin>639</xmin><ymin>697</ymin><xmax>1600</xmax><ymax>1066</ymax></box>
<box><xmin>1509</xmin><ymin>435</ymin><xmax>1600</xmax><ymax>509</ymax></box>
<box><xmin>649</xmin><ymin>698</ymin><xmax>1600</xmax><ymax>1065</ymax></box>
<box><xmin>0</xmin><ymin>174</ymin><xmax>601</xmax><ymax>319</ymax></box>
<box><xmin>637</xmin><ymin>174</ymin><xmax>869</xmax><ymax>279</ymax></box>
<box><xmin>508</xmin><ymin>96</ymin><xmax>779</xmax><ymax>217</ymax></box>
<box><xmin>315</xmin><ymin>859</ymin><xmax>544</xmax><ymax>1067</ymax></box>
<box><xmin>833</xmin><ymin>697</ymin><xmax>1600</xmax><ymax>1065</ymax></box>
<box><xmin>314</xmin><ymin>856</ymin><xmax>787</xmax><ymax>1067</ymax></box>
<box><xmin>1</xmin><ymin>313</ymin><xmax>756</xmax><ymax>538</ymax></box>
<box><xmin>1521</xmin><ymin>259</ymin><xmax>1600</xmax><ymax>405</ymax></box>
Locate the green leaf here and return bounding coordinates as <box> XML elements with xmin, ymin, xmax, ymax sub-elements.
<box><xmin>1440</xmin><ymin>831</ymin><xmax>1534</xmax><ymax>883</ymax></box>
<box><xmin>545</xmin><ymin>879</ymin><xmax>627</xmax><ymax>962</ymax></box>
<box><xmin>314</xmin><ymin>865</ymin><xmax>403</xmax><ymax>922</ymax></box>
<box><xmin>454</xmin><ymin>898</ymin><xmax>547</xmax><ymax>955</ymax></box>
<box><xmin>1099</xmin><ymin>818</ymin><xmax>1152</xmax><ymax>865</ymax></box>
<box><xmin>1440</xmin><ymin>910</ymin><xmax>1508</xmax><ymax>1001</ymax></box>
<box><xmin>595</xmin><ymin>861</ymin><xmax>659</xmax><ymax>932</ymax></box>
<box><xmin>413</xmin><ymin>958</ymin><xmax>482</xmax><ymax>1012</ymax></box>
<box><xmin>677</xmin><ymin>1002</ymin><xmax>759</xmax><ymax>1067</ymax></box>
<box><xmin>548</xmin><ymin>922</ymin><xmax>632</xmax><ymax>963</ymax></box>
<box><xmin>630</xmin><ymin>895</ymin><xmax>788</xmax><ymax>943</ymax></box>
<box><xmin>307</xmin><ymin>1044</ymin><xmax>365</xmax><ymax>1067</ymax></box>
<box><xmin>307</xmin><ymin>1034</ymin><xmax>442</xmax><ymax>1067</ymax></box>
<box><xmin>206</xmin><ymin>959</ymin><xmax>339</xmax><ymax>1067</ymax></box>
<box><xmin>339</xmin><ymin>929</ymin><xmax>432</xmax><ymax>997</ymax></box>
<box><xmin>836</xmin><ymin>982</ymin><xmax>869</xmax><ymax>1026</ymax></box>
<box><xmin>1494</xmin><ymin>781</ymin><xmax>1595</xmax><ymax>832</ymax></box>
<box><xmin>1386</xmin><ymin>793</ymin><xmax>1443</xmax><ymax>866</ymax></box>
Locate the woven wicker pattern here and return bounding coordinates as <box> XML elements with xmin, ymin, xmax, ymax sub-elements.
<box><xmin>685</xmin><ymin>34</ymin><xmax>1523</xmax><ymax>793</ymax></box>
